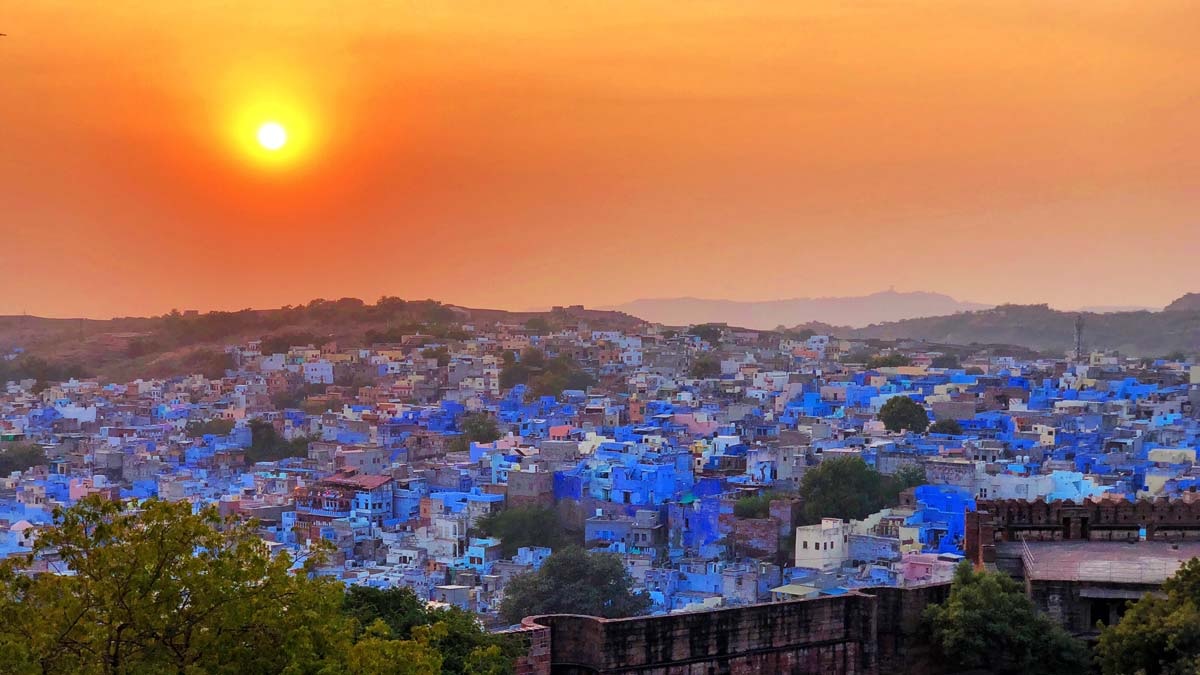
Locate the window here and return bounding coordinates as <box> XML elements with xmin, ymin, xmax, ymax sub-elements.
<box><xmin>803</xmin><ymin>541</ymin><xmax>808</xmax><ymax>549</ymax></box>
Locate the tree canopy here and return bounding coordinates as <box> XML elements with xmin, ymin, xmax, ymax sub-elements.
<box><xmin>0</xmin><ymin>496</ymin><xmax>353</xmax><ymax>674</ymax></box>
<box><xmin>245</xmin><ymin>419</ymin><xmax>311</xmax><ymax>464</ymax></box>
<box><xmin>924</xmin><ymin>562</ymin><xmax>1089</xmax><ymax>675</ymax></box>
<box><xmin>928</xmin><ymin>419</ymin><xmax>963</xmax><ymax>435</ymax></box>
<box><xmin>499</xmin><ymin>349</ymin><xmax>593</xmax><ymax>400</ymax></box>
<box><xmin>498</xmin><ymin>547</ymin><xmax>649</xmax><ymax>624</ymax></box>
<box><xmin>0</xmin><ymin>443</ymin><xmax>46</xmax><ymax>476</ymax></box>
<box><xmin>420</xmin><ymin>346</ymin><xmax>451</xmax><ymax>367</ymax></box>
<box><xmin>878</xmin><ymin>396</ymin><xmax>929</xmax><ymax>433</ymax></box>
<box><xmin>0</xmin><ymin>497</ymin><xmax>519</xmax><ymax>675</ymax></box>
<box><xmin>689</xmin><ymin>354</ymin><xmax>722</xmax><ymax>379</ymax></box>
<box><xmin>867</xmin><ymin>353</ymin><xmax>912</xmax><ymax>369</ymax></box>
<box><xmin>449</xmin><ymin>413</ymin><xmax>501</xmax><ymax>454</ymax></box>
<box><xmin>732</xmin><ymin>491</ymin><xmax>787</xmax><ymax>519</ymax></box>
<box><xmin>184</xmin><ymin>418</ymin><xmax>236</xmax><ymax>438</ymax></box>
<box><xmin>523</xmin><ymin>317</ymin><xmax>550</xmax><ymax>333</ymax></box>
<box><xmin>343</xmin><ymin>586</ymin><xmax>519</xmax><ymax>675</ymax></box>
<box><xmin>475</xmin><ymin>507</ymin><xmax>568</xmax><ymax>557</ymax></box>
<box><xmin>797</xmin><ymin>456</ymin><xmax>923</xmax><ymax>524</ymax></box>
<box><xmin>688</xmin><ymin>324</ymin><xmax>724</xmax><ymax>345</ymax></box>
<box><xmin>1097</xmin><ymin>557</ymin><xmax>1200</xmax><ymax>675</ymax></box>
<box><xmin>930</xmin><ymin>354</ymin><xmax>960</xmax><ymax>369</ymax></box>
<box><xmin>0</xmin><ymin>356</ymin><xmax>87</xmax><ymax>385</ymax></box>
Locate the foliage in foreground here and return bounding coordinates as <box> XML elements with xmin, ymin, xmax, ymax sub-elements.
<box><xmin>923</xmin><ymin>562</ymin><xmax>1090</xmax><ymax>675</ymax></box>
<box><xmin>0</xmin><ymin>496</ymin><xmax>516</xmax><ymax>675</ymax></box>
<box><xmin>1097</xmin><ymin>557</ymin><xmax>1200</xmax><ymax>675</ymax></box>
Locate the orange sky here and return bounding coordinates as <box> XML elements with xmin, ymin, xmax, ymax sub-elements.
<box><xmin>3</xmin><ymin>1</ymin><xmax>1199</xmax><ymax>319</ymax></box>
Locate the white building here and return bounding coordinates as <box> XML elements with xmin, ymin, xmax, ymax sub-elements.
<box><xmin>795</xmin><ymin>518</ymin><xmax>851</xmax><ymax>572</ymax></box>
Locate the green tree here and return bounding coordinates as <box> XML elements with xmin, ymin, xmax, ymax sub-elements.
<box><xmin>184</xmin><ymin>418</ymin><xmax>236</xmax><ymax>438</ymax></box>
<box><xmin>520</xmin><ymin>348</ymin><xmax>546</xmax><ymax>369</ymax></box>
<box><xmin>343</xmin><ymin>586</ymin><xmax>519</xmax><ymax>675</ymax></box>
<box><xmin>344</xmin><ymin>585</ymin><xmax>431</xmax><ymax>638</ymax></box>
<box><xmin>689</xmin><ymin>324</ymin><xmax>724</xmax><ymax>345</ymax></box>
<box><xmin>526</xmin><ymin>355</ymin><xmax>594</xmax><ymax>400</ymax></box>
<box><xmin>878</xmin><ymin>396</ymin><xmax>929</xmax><ymax>433</ymax></box>
<box><xmin>476</xmin><ymin>507</ymin><xmax>566</xmax><ymax>557</ymax></box>
<box><xmin>1097</xmin><ymin>557</ymin><xmax>1200</xmax><ymax>675</ymax></box>
<box><xmin>0</xmin><ymin>356</ymin><xmax>87</xmax><ymax>384</ymax></box>
<box><xmin>842</xmin><ymin>350</ymin><xmax>875</xmax><ymax>364</ymax></box>
<box><xmin>0</xmin><ymin>496</ymin><xmax>354</xmax><ymax>674</ymax></box>
<box><xmin>689</xmin><ymin>354</ymin><xmax>722</xmax><ymax>378</ymax></box>
<box><xmin>345</xmin><ymin>620</ymin><xmax>443</xmax><ymax>675</ymax></box>
<box><xmin>498</xmin><ymin>547</ymin><xmax>649</xmax><ymax>624</ymax></box>
<box><xmin>523</xmin><ymin>317</ymin><xmax>550</xmax><ymax>333</ymax></box>
<box><xmin>245</xmin><ymin>419</ymin><xmax>311</xmax><ymax>464</ymax></box>
<box><xmin>928</xmin><ymin>419</ymin><xmax>963</xmax><ymax>435</ymax></box>
<box><xmin>449</xmin><ymin>413</ymin><xmax>501</xmax><ymax>454</ymax></box>
<box><xmin>930</xmin><ymin>354</ymin><xmax>960</xmax><ymax>369</ymax></box>
<box><xmin>925</xmin><ymin>562</ymin><xmax>1089</xmax><ymax>675</ymax></box>
<box><xmin>461</xmin><ymin>413</ymin><xmax>501</xmax><ymax>444</ymax></box>
<box><xmin>499</xmin><ymin>348</ymin><xmax>544</xmax><ymax>390</ymax></box>
<box><xmin>888</xmin><ymin>464</ymin><xmax>927</xmax><ymax>493</ymax></box>
<box><xmin>868</xmin><ymin>353</ymin><xmax>912</xmax><ymax>368</ymax></box>
<box><xmin>421</xmin><ymin>346</ymin><xmax>451</xmax><ymax>367</ymax></box>
<box><xmin>732</xmin><ymin>492</ymin><xmax>784</xmax><ymax>519</ymax></box>
<box><xmin>0</xmin><ymin>499</ymin><xmax>521</xmax><ymax>675</ymax></box>
<box><xmin>798</xmin><ymin>456</ymin><xmax>897</xmax><ymax>524</ymax></box>
<box><xmin>184</xmin><ymin>348</ymin><xmax>235</xmax><ymax>379</ymax></box>
<box><xmin>0</xmin><ymin>443</ymin><xmax>47</xmax><ymax>476</ymax></box>
<box><xmin>260</xmin><ymin>331</ymin><xmax>321</xmax><ymax>355</ymax></box>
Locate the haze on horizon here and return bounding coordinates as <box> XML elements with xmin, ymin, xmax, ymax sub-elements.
<box><xmin>3</xmin><ymin>1</ymin><xmax>1198</xmax><ymax>320</ymax></box>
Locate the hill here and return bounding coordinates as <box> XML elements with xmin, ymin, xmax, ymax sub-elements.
<box><xmin>0</xmin><ymin>298</ymin><xmax>644</xmax><ymax>382</ymax></box>
<box><xmin>609</xmin><ymin>291</ymin><xmax>989</xmax><ymax>329</ymax></box>
<box><xmin>846</xmin><ymin>301</ymin><xmax>1200</xmax><ymax>356</ymax></box>
<box><xmin>1164</xmin><ymin>293</ymin><xmax>1200</xmax><ymax>313</ymax></box>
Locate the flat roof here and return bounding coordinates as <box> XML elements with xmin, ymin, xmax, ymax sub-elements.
<box><xmin>1007</xmin><ymin>540</ymin><xmax>1200</xmax><ymax>585</ymax></box>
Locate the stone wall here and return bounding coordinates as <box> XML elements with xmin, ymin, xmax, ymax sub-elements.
<box><xmin>520</xmin><ymin>584</ymin><xmax>951</xmax><ymax>675</ymax></box>
<box><xmin>870</xmin><ymin>584</ymin><xmax>951</xmax><ymax>675</ymax></box>
<box><xmin>503</xmin><ymin>622</ymin><xmax>553</xmax><ymax>675</ymax></box>
<box><xmin>966</xmin><ymin>497</ymin><xmax>1200</xmax><ymax>564</ymax></box>
<box><xmin>729</xmin><ymin>517</ymin><xmax>781</xmax><ymax>562</ymax></box>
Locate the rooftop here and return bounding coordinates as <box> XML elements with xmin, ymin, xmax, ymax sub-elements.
<box><xmin>1006</xmin><ymin>540</ymin><xmax>1200</xmax><ymax>585</ymax></box>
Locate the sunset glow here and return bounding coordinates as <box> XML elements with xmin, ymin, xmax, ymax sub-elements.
<box><xmin>257</xmin><ymin>122</ymin><xmax>287</xmax><ymax>151</ymax></box>
<box><xmin>3</xmin><ymin>2</ymin><xmax>1200</xmax><ymax>318</ymax></box>
<box><xmin>225</xmin><ymin>85</ymin><xmax>318</xmax><ymax>170</ymax></box>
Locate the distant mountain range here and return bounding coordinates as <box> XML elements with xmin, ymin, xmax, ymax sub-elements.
<box><xmin>608</xmin><ymin>289</ymin><xmax>1198</xmax><ymax>356</ymax></box>
<box><xmin>838</xmin><ymin>299</ymin><xmax>1200</xmax><ymax>356</ymax></box>
<box><xmin>608</xmin><ymin>291</ymin><xmax>990</xmax><ymax>329</ymax></box>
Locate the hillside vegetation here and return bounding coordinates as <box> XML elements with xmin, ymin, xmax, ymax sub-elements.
<box><xmin>0</xmin><ymin>298</ymin><xmax>643</xmax><ymax>382</ymax></box>
<box><xmin>848</xmin><ymin>302</ymin><xmax>1200</xmax><ymax>356</ymax></box>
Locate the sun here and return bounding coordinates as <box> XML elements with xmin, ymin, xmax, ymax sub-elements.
<box><xmin>256</xmin><ymin>121</ymin><xmax>288</xmax><ymax>151</ymax></box>
<box><xmin>223</xmin><ymin>82</ymin><xmax>319</xmax><ymax>171</ymax></box>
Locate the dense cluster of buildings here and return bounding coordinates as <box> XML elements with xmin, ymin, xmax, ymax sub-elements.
<box><xmin>2</xmin><ymin>316</ymin><xmax>1199</xmax><ymax>634</ymax></box>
